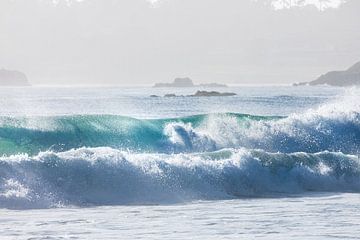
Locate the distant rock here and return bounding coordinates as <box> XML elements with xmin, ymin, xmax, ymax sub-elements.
<box><xmin>198</xmin><ymin>83</ymin><xmax>228</xmax><ymax>88</ymax></box>
<box><xmin>191</xmin><ymin>90</ymin><xmax>236</xmax><ymax>97</ymax></box>
<box><xmin>0</xmin><ymin>69</ymin><xmax>30</xmax><ymax>86</ymax></box>
<box><xmin>150</xmin><ymin>95</ymin><xmax>160</xmax><ymax>98</ymax></box>
<box><xmin>154</xmin><ymin>77</ymin><xmax>228</xmax><ymax>88</ymax></box>
<box><xmin>294</xmin><ymin>61</ymin><xmax>360</xmax><ymax>87</ymax></box>
<box><xmin>292</xmin><ymin>82</ymin><xmax>308</xmax><ymax>87</ymax></box>
<box><xmin>154</xmin><ymin>78</ymin><xmax>194</xmax><ymax>88</ymax></box>
<box><xmin>160</xmin><ymin>91</ymin><xmax>236</xmax><ymax>98</ymax></box>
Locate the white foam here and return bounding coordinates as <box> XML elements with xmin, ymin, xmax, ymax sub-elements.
<box><xmin>0</xmin><ymin>147</ymin><xmax>359</xmax><ymax>208</ymax></box>
<box><xmin>162</xmin><ymin>88</ymin><xmax>360</xmax><ymax>153</ymax></box>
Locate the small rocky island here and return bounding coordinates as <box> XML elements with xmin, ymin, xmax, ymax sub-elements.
<box><xmin>151</xmin><ymin>90</ymin><xmax>236</xmax><ymax>98</ymax></box>
<box><xmin>190</xmin><ymin>91</ymin><xmax>236</xmax><ymax>97</ymax></box>
<box><xmin>154</xmin><ymin>77</ymin><xmax>227</xmax><ymax>88</ymax></box>
<box><xmin>0</xmin><ymin>69</ymin><xmax>30</xmax><ymax>86</ymax></box>
<box><xmin>294</xmin><ymin>61</ymin><xmax>360</xmax><ymax>87</ymax></box>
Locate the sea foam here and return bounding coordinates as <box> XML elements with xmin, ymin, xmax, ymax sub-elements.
<box><xmin>0</xmin><ymin>147</ymin><xmax>359</xmax><ymax>209</ymax></box>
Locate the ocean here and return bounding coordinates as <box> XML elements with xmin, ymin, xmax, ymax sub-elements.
<box><xmin>0</xmin><ymin>85</ymin><xmax>359</xmax><ymax>239</ymax></box>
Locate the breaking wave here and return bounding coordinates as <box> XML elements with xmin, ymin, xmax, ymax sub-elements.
<box><xmin>0</xmin><ymin>88</ymin><xmax>359</xmax><ymax>208</ymax></box>
<box><xmin>0</xmin><ymin>148</ymin><xmax>359</xmax><ymax>209</ymax></box>
<box><xmin>0</xmin><ymin>90</ymin><xmax>359</xmax><ymax>155</ymax></box>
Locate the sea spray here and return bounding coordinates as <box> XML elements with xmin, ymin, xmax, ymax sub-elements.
<box><xmin>0</xmin><ymin>88</ymin><xmax>359</xmax><ymax>208</ymax></box>
<box><xmin>0</xmin><ymin>100</ymin><xmax>358</xmax><ymax>155</ymax></box>
<box><xmin>0</xmin><ymin>147</ymin><xmax>359</xmax><ymax>209</ymax></box>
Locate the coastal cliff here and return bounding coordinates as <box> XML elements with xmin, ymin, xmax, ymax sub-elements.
<box><xmin>294</xmin><ymin>61</ymin><xmax>360</xmax><ymax>87</ymax></box>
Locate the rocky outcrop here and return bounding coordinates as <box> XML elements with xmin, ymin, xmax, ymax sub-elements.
<box><xmin>154</xmin><ymin>78</ymin><xmax>195</xmax><ymax>87</ymax></box>
<box><xmin>191</xmin><ymin>91</ymin><xmax>236</xmax><ymax>97</ymax></box>
<box><xmin>0</xmin><ymin>69</ymin><xmax>30</xmax><ymax>86</ymax></box>
<box><xmin>294</xmin><ymin>61</ymin><xmax>360</xmax><ymax>87</ymax></box>
<box><xmin>153</xmin><ymin>91</ymin><xmax>236</xmax><ymax>98</ymax></box>
<box><xmin>154</xmin><ymin>77</ymin><xmax>227</xmax><ymax>88</ymax></box>
<box><xmin>198</xmin><ymin>83</ymin><xmax>228</xmax><ymax>88</ymax></box>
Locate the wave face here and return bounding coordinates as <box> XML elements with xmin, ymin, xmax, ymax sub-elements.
<box><xmin>0</xmin><ymin>148</ymin><xmax>359</xmax><ymax>209</ymax></box>
<box><xmin>0</xmin><ymin>113</ymin><xmax>282</xmax><ymax>155</ymax></box>
<box><xmin>0</xmin><ymin>89</ymin><xmax>359</xmax><ymax>208</ymax></box>
<box><xmin>0</xmin><ymin>93</ymin><xmax>359</xmax><ymax>155</ymax></box>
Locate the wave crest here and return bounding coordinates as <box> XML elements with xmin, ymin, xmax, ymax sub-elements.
<box><xmin>0</xmin><ymin>147</ymin><xmax>359</xmax><ymax>209</ymax></box>
<box><xmin>0</xmin><ymin>89</ymin><xmax>359</xmax><ymax>155</ymax></box>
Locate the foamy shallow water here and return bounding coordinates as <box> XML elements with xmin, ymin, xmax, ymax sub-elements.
<box><xmin>1</xmin><ymin>193</ymin><xmax>359</xmax><ymax>239</ymax></box>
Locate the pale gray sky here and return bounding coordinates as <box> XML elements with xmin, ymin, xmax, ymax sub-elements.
<box><xmin>0</xmin><ymin>0</ymin><xmax>359</xmax><ymax>85</ymax></box>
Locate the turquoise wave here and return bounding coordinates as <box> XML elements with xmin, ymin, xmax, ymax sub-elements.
<box><xmin>1</xmin><ymin>92</ymin><xmax>359</xmax><ymax>209</ymax></box>
<box><xmin>0</xmin><ymin>110</ymin><xmax>359</xmax><ymax>155</ymax></box>
<box><xmin>0</xmin><ymin>113</ymin><xmax>280</xmax><ymax>155</ymax></box>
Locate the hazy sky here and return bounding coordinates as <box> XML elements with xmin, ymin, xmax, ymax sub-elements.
<box><xmin>0</xmin><ymin>0</ymin><xmax>359</xmax><ymax>85</ymax></box>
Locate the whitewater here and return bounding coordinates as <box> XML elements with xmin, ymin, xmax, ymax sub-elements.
<box><xmin>0</xmin><ymin>86</ymin><xmax>359</xmax><ymax>239</ymax></box>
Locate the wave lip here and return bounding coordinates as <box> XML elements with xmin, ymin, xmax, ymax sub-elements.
<box><xmin>0</xmin><ymin>147</ymin><xmax>359</xmax><ymax>209</ymax></box>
